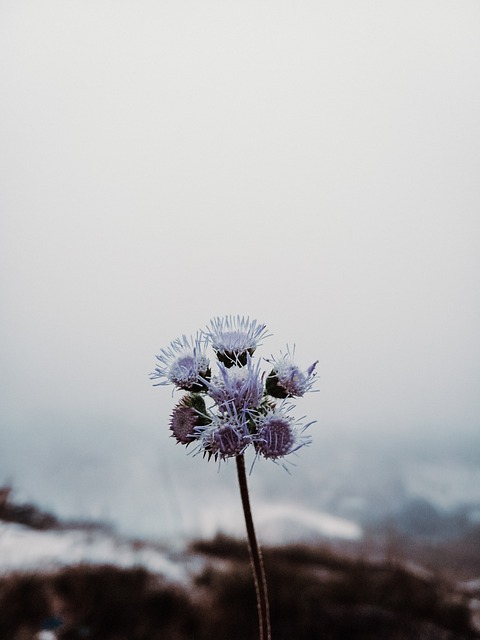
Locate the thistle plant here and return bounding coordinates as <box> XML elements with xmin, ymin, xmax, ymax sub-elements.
<box><xmin>151</xmin><ymin>316</ymin><xmax>318</xmax><ymax>640</ymax></box>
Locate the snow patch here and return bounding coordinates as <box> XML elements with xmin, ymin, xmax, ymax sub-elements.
<box><xmin>196</xmin><ymin>502</ymin><xmax>362</xmax><ymax>543</ymax></box>
<box><xmin>0</xmin><ymin>522</ymin><xmax>184</xmax><ymax>581</ymax></box>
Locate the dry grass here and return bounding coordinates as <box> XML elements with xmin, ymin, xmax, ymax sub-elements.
<box><xmin>0</xmin><ymin>535</ymin><xmax>478</xmax><ymax>639</ymax></box>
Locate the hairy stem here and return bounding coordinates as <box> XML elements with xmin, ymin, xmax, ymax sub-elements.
<box><xmin>236</xmin><ymin>454</ymin><xmax>271</xmax><ymax>640</ymax></box>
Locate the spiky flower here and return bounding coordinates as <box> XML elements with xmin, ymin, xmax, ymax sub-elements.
<box><xmin>200</xmin><ymin>405</ymin><xmax>251</xmax><ymax>460</ymax></box>
<box><xmin>151</xmin><ymin>316</ymin><xmax>318</xmax><ymax>640</ymax></box>
<box><xmin>169</xmin><ymin>394</ymin><xmax>209</xmax><ymax>445</ymax></box>
<box><xmin>266</xmin><ymin>348</ymin><xmax>318</xmax><ymax>398</ymax></box>
<box><xmin>151</xmin><ymin>334</ymin><xmax>211</xmax><ymax>391</ymax></box>
<box><xmin>151</xmin><ymin>317</ymin><xmax>318</xmax><ymax>465</ymax></box>
<box><xmin>203</xmin><ymin>315</ymin><xmax>270</xmax><ymax>367</ymax></box>
<box><xmin>254</xmin><ymin>408</ymin><xmax>313</xmax><ymax>460</ymax></box>
<box><xmin>204</xmin><ymin>358</ymin><xmax>264</xmax><ymax>412</ymax></box>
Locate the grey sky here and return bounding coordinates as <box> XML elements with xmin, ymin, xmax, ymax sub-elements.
<box><xmin>1</xmin><ymin>1</ymin><xmax>479</xmax><ymax>528</ymax></box>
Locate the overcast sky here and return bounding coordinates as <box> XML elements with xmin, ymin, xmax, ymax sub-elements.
<box><xmin>1</xmin><ymin>1</ymin><xmax>479</xmax><ymax>528</ymax></box>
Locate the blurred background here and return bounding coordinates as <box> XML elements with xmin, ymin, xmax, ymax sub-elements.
<box><xmin>1</xmin><ymin>0</ymin><xmax>479</xmax><ymax>547</ymax></box>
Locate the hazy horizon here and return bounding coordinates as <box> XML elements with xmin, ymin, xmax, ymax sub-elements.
<box><xmin>1</xmin><ymin>1</ymin><xmax>479</xmax><ymax>538</ymax></box>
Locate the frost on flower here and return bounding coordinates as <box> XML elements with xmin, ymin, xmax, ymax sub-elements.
<box><xmin>203</xmin><ymin>315</ymin><xmax>270</xmax><ymax>367</ymax></box>
<box><xmin>254</xmin><ymin>408</ymin><xmax>313</xmax><ymax>461</ymax></box>
<box><xmin>265</xmin><ymin>348</ymin><xmax>318</xmax><ymax>398</ymax></box>
<box><xmin>204</xmin><ymin>358</ymin><xmax>264</xmax><ymax>412</ymax></box>
<box><xmin>151</xmin><ymin>334</ymin><xmax>211</xmax><ymax>391</ymax></box>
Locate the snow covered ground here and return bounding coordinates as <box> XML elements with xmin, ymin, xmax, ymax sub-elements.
<box><xmin>196</xmin><ymin>501</ymin><xmax>362</xmax><ymax>543</ymax></box>
<box><xmin>2</xmin><ymin>510</ymin><xmax>479</xmax><ymax>636</ymax></box>
<box><xmin>0</xmin><ymin>503</ymin><xmax>361</xmax><ymax>577</ymax></box>
<box><xmin>0</xmin><ymin>522</ymin><xmax>185</xmax><ymax>579</ymax></box>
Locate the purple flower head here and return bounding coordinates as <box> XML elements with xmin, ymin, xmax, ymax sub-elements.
<box><xmin>203</xmin><ymin>315</ymin><xmax>270</xmax><ymax>367</ymax></box>
<box><xmin>151</xmin><ymin>334</ymin><xmax>211</xmax><ymax>391</ymax></box>
<box><xmin>265</xmin><ymin>347</ymin><xmax>318</xmax><ymax>398</ymax></box>
<box><xmin>254</xmin><ymin>407</ymin><xmax>313</xmax><ymax>461</ymax></box>
<box><xmin>200</xmin><ymin>405</ymin><xmax>251</xmax><ymax>460</ymax></box>
<box><xmin>204</xmin><ymin>357</ymin><xmax>264</xmax><ymax>412</ymax></box>
<box><xmin>152</xmin><ymin>318</ymin><xmax>318</xmax><ymax>467</ymax></box>
<box><xmin>169</xmin><ymin>394</ymin><xmax>209</xmax><ymax>445</ymax></box>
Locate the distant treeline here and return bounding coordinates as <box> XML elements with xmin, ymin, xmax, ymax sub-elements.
<box><xmin>0</xmin><ymin>485</ymin><xmax>113</xmax><ymax>533</ymax></box>
<box><xmin>0</xmin><ymin>485</ymin><xmax>58</xmax><ymax>530</ymax></box>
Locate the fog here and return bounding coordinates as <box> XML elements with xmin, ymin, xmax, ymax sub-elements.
<box><xmin>1</xmin><ymin>1</ymin><xmax>479</xmax><ymax>539</ymax></box>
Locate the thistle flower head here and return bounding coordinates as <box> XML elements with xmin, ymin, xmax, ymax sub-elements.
<box><xmin>203</xmin><ymin>315</ymin><xmax>270</xmax><ymax>367</ymax></box>
<box><xmin>151</xmin><ymin>334</ymin><xmax>211</xmax><ymax>391</ymax></box>
<box><xmin>169</xmin><ymin>394</ymin><xmax>209</xmax><ymax>445</ymax></box>
<box><xmin>265</xmin><ymin>347</ymin><xmax>318</xmax><ymax>398</ymax></box>
<box><xmin>205</xmin><ymin>358</ymin><xmax>264</xmax><ymax>412</ymax></box>
<box><xmin>254</xmin><ymin>407</ymin><xmax>313</xmax><ymax>460</ymax></box>
<box><xmin>200</xmin><ymin>406</ymin><xmax>251</xmax><ymax>460</ymax></box>
<box><xmin>152</xmin><ymin>318</ymin><xmax>317</xmax><ymax>466</ymax></box>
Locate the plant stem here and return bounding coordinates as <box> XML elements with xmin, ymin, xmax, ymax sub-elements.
<box><xmin>236</xmin><ymin>454</ymin><xmax>271</xmax><ymax>640</ymax></box>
